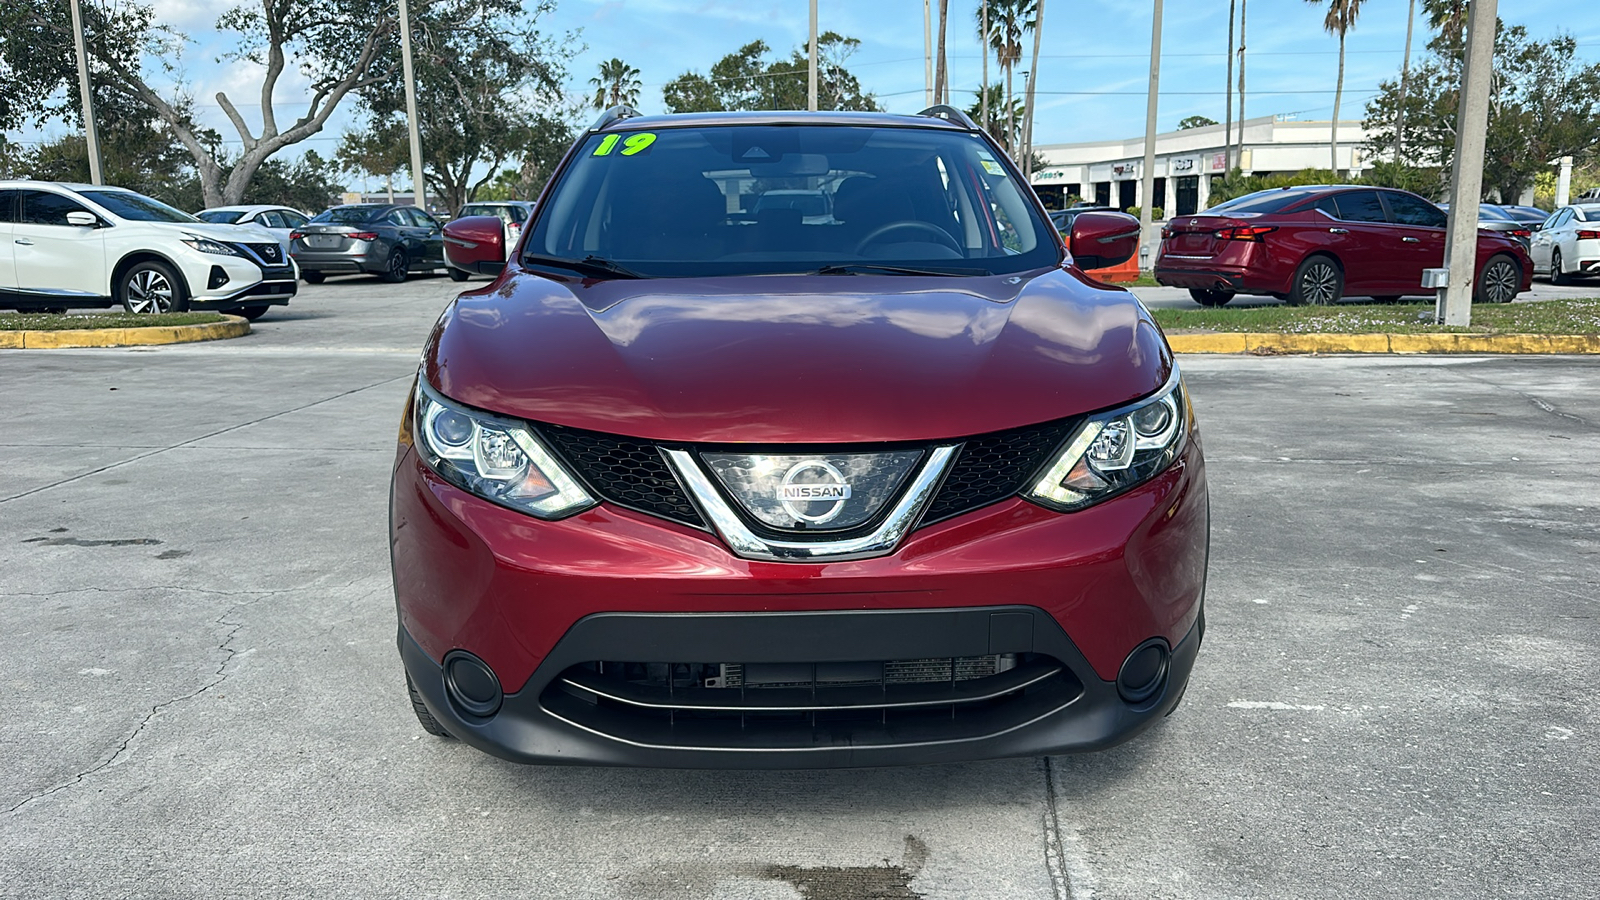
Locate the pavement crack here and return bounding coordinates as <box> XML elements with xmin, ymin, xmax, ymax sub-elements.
<box><xmin>0</xmin><ymin>373</ymin><xmax>412</xmax><ymax>506</ymax></box>
<box><xmin>3</xmin><ymin>606</ymin><xmax>247</xmax><ymax>817</ymax></box>
<box><xmin>1041</xmin><ymin>757</ymin><xmax>1072</xmax><ymax>900</ymax></box>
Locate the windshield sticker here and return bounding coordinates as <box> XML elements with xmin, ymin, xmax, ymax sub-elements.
<box><xmin>593</xmin><ymin>133</ymin><xmax>658</xmax><ymax>157</ymax></box>
<box><xmin>976</xmin><ymin>151</ymin><xmax>1007</xmax><ymax>177</ymax></box>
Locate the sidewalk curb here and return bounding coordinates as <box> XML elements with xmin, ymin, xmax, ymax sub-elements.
<box><xmin>0</xmin><ymin>315</ymin><xmax>250</xmax><ymax>350</ymax></box>
<box><xmin>1168</xmin><ymin>332</ymin><xmax>1600</xmax><ymax>355</ymax></box>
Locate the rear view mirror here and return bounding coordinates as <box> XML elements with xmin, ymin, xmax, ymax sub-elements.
<box><xmin>1068</xmin><ymin>211</ymin><xmax>1141</xmax><ymax>269</ymax></box>
<box><xmin>66</xmin><ymin>211</ymin><xmax>98</xmax><ymax>228</ymax></box>
<box><xmin>443</xmin><ymin>216</ymin><xmax>506</xmax><ymax>276</ymax></box>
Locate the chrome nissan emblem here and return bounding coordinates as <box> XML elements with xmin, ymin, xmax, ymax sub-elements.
<box><xmin>777</xmin><ymin>460</ymin><xmax>852</xmax><ymax>524</ymax></box>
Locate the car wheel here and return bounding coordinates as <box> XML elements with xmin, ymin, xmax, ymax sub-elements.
<box><xmin>1549</xmin><ymin>249</ymin><xmax>1568</xmax><ymax>285</ymax></box>
<box><xmin>381</xmin><ymin>248</ymin><xmax>410</xmax><ymax>283</ymax></box>
<box><xmin>1287</xmin><ymin>255</ymin><xmax>1343</xmax><ymax>306</ymax></box>
<box><xmin>448</xmin><ymin>268</ymin><xmax>470</xmax><ymax>283</ymax></box>
<box><xmin>1475</xmin><ymin>254</ymin><xmax>1520</xmax><ymax>304</ymax></box>
<box><xmin>118</xmin><ymin>260</ymin><xmax>188</xmax><ymax>314</ymax></box>
<box><xmin>1188</xmin><ymin>288</ymin><xmax>1235</xmax><ymax>307</ymax></box>
<box><xmin>302</xmin><ymin>272</ymin><xmax>327</xmax><ymax>285</ymax></box>
<box><xmin>406</xmin><ymin>674</ymin><xmax>452</xmax><ymax>738</ymax></box>
<box><xmin>238</xmin><ymin>305</ymin><xmax>270</xmax><ymax>321</ymax></box>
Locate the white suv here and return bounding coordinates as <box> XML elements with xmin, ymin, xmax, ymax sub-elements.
<box><xmin>0</xmin><ymin>181</ymin><xmax>297</xmax><ymax>320</ymax></box>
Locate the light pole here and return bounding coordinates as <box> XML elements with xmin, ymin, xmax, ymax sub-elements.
<box><xmin>1138</xmin><ymin>0</ymin><xmax>1164</xmax><ymax>269</ymax></box>
<box><xmin>923</xmin><ymin>0</ymin><xmax>933</xmax><ymax>106</ymax></box>
<box><xmin>1438</xmin><ymin>0</ymin><xmax>1499</xmax><ymax>326</ymax></box>
<box><xmin>808</xmin><ymin>0</ymin><xmax>818</xmax><ymax>111</ymax></box>
<box><xmin>69</xmin><ymin>0</ymin><xmax>103</xmax><ymax>185</ymax></box>
<box><xmin>398</xmin><ymin>0</ymin><xmax>428</xmax><ymax>212</ymax></box>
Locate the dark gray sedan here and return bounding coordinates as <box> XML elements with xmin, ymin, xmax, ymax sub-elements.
<box><xmin>290</xmin><ymin>204</ymin><xmax>445</xmax><ymax>283</ymax></box>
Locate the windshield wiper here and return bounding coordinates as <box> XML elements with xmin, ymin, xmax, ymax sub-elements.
<box><xmin>811</xmin><ymin>263</ymin><xmax>986</xmax><ymax>277</ymax></box>
<box><xmin>521</xmin><ymin>253</ymin><xmax>642</xmax><ymax>280</ymax></box>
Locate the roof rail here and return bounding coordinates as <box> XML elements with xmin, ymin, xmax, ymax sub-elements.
<box><xmin>588</xmin><ymin>105</ymin><xmax>643</xmax><ymax>133</ymax></box>
<box><xmin>917</xmin><ymin>105</ymin><xmax>980</xmax><ymax>131</ymax></box>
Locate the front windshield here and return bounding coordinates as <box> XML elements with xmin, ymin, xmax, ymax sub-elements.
<box><xmin>82</xmin><ymin>190</ymin><xmax>198</xmax><ymax>223</ymax></box>
<box><xmin>196</xmin><ymin>210</ymin><xmax>244</xmax><ymax>224</ymax></box>
<box><xmin>524</xmin><ymin>124</ymin><xmax>1060</xmax><ymax>277</ymax></box>
<box><xmin>1476</xmin><ymin>206</ymin><xmax>1514</xmax><ymax>221</ymax></box>
<box><xmin>315</xmin><ymin>206</ymin><xmax>384</xmax><ymax>224</ymax></box>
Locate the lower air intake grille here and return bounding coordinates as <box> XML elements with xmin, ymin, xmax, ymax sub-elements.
<box><xmin>923</xmin><ymin>418</ymin><xmax>1075</xmax><ymax>523</ymax></box>
<box><xmin>541</xmin><ymin>654</ymin><xmax>1082</xmax><ymax>751</ymax></box>
<box><xmin>540</xmin><ymin>425</ymin><xmax>702</xmax><ymax>527</ymax></box>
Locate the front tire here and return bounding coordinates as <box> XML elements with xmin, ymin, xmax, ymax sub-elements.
<box><xmin>1475</xmin><ymin>254</ymin><xmax>1520</xmax><ymax>304</ymax></box>
<box><xmin>302</xmin><ymin>271</ymin><xmax>327</xmax><ymax>285</ymax></box>
<box><xmin>406</xmin><ymin>674</ymin><xmax>451</xmax><ymax>738</ymax></box>
<box><xmin>118</xmin><ymin>260</ymin><xmax>188</xmax><ymax>314</ymax></box>
<box><xmin>1287</xmin><ymin>255</ymin><xmax>1343</xmax><ymax>306</ymax></box>
<box><xmin>1189</xmin><ymin>288</ymin><xmax>1235</xmax><ymax>307</ymax></box>
<box><xmin>381</xmin><ymin>248</ymin><xmax>409</xmax><ymax>283</ymax></box>
<box><xmin>1550</xmin><ymin>249</ymin><xmax>1568</xmax><ymax>285</ymax></box>
<box><xmin>238</xmin><ymin>305</ymin><xmax>270</xmax><ymax>321</ymax></box>
<box><xmin>447</xmin><ymin>268</ymin><xmax>470</xmax><ymax>283</ymax></box>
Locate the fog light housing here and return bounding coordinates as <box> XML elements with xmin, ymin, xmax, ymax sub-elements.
<box><xmin>208</xmin><ymin>266</ymin><xmax>229</xmax><ymax>290</ymax></box>
<box><xmin>442</xmin><ymin>650</ymin><xmax>502</xmax><ymax>717</ymax></box>
<box><xmin>1117</xmin><ymin>639</ymin><xmax>1170</xmax><ymax>704</ymax></box>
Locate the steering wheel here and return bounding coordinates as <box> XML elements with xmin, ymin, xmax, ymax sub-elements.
<box><xmin>853</xmin><ymin>220</ymin><xmax>963</xmax><ymax>255</ymax></box>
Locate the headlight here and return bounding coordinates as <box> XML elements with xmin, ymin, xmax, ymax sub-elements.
<box><xmin>1024</xmin><ymin>369</ymin><xmax>1188</xmax><ymax>512</ymax></box>
<box><xmin>413</xmin><ymin>382</ymin><xmax>595</xmax><ymax>520</ymax></box>
<box><xmin>182</xmin><ymin>235</ymin><xmax>242</xmax><ymax>256</ymax></box>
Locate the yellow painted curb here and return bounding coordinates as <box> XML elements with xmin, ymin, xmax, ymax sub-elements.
<box><xmin>2</xmin><ymin>315</ymin><xmax>250</xmax><ymax>350</ymax></box>
<box><xmin>1168</xmin><ymin>332</ymin><xmax>1600</xmax><ymax>355</ymax></box>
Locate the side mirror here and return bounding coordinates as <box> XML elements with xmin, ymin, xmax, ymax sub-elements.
<box><xmin>66</xmin><ymin>211</ymin><xmax>99</xmax><ymax>228</ymax></box>
<box><xmin>443</xmin><ymin>215</ymin><xmax>506</xmax><ymax>276</ymax></box>
<box><xmin>1068</xmin><ymin>211</ymin><xmax>1141</xmax><ymax>269</ymax></box>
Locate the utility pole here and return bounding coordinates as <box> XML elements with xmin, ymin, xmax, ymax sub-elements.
<box><xmin>1236</xmin><ymin>0</ymin><xmax>1247</xmax><ymax>171</ymax></box>
<box><xmin>981</xmin><ymin>1</ymin><xmax>990</xmax><ymax>134</ymax></box>
<box><xmin>1554</xmin><ymin>156</ymin><xmax>1572</xmax><ymax>207</ymax></box>
<box><xmin>1438</xmin><ymin>0</ymin><xmax>1498</xmax><ymax>326</ymax></box>
<box><xmin>1139</xmin><ymin>0</ymin><xmax>1164</xmax><ymax>270</ymax></box>
<box><xmin>924</xmin><ymin>0</ymin><xmax>934</xmax><ymax>106</ymax></box>
<box><xmin>1022</xmin><ymin>0</ymin><xmax>1044</xmax><ymax>182</ymax></box>
<box><xmin>69</xmin><ymin>0</ymin><xmax>103</xmax><ymax>185</ymax></box>
<box><xmin>1224</xmin><ymin>0</ymin><xmax>1235</xmax><ymax>171</ymax></box>
<box><xmin>1394</xmin><ymin>0</ymin><xmax>1416</xmax><ymax>165</ymax></box>
<box><xmin>398</xmin><ymin>0</ymin><xmax>428</xmax><ymax>213</ymax></box>
<box><xmin>808</xmin><ymin>0</ymin><xmax>819</xmax><ymax>111</ymax></box>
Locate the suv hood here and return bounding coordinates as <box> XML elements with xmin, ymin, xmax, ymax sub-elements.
<box><xmin>424</xmin><ymin>268</ymin><xmax>1173</xmax><ymax>443</ymax></box>
<box><xmin>144</xmin><ymin>220</ymin><xmax>281</xmax><ymax>245</ymax></box>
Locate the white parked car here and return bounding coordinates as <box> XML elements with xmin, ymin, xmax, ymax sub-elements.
<box><xmin>1530</xmin><ymin>203</ymin><xmax>1600</xmax><ymax>284</ymax></box>
<box><xmin>196</xmin><ymin>204</ymin><xmax>311</xmax><ymax>246</ymax></box>
<box><xmin>0</xmin><ymin>181</ymin><xmax>297</xmax><ymax>320</ymax></box>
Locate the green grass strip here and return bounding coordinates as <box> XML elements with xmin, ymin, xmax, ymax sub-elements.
<box><xmin>1151</xmin><ymin>298</ymin><xmax>1600</xmax><ymax>335</ymax></box>
<box><xmin>0</xmin><ymin>312</ymin><xmax>228</xmax><ymax>332</ymax></box>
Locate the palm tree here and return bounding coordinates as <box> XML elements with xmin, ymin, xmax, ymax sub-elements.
<box><xmin>935</xmin><ymin>0</ymin><xmax>949</xmax><ymax>104</ymax></box>
<box><xmin>1394</xmin><ymin>0</ymin><xmax>1416</xmax><ymax>165</ymax></box>
<box><xmin>1306</xmin><ymin>0</ymin><xmax>1367</xmax><ymax>173</ymax></box>
<box><xmin>1021</xmin><ymin>0</ymin><xmax>1044</xmax><ymax>178</ymax></box>
<box><xmin>975</xmin><ymin>0</ymin><xmax>1036</xmax><ymax>162</ymax></box>
<box><xmin>1423</xmin><ymin>0</ymin><xmax>1468</xmax><ymax>47</ymax></box>
<box><xmin>590</xmin><ymin>58</ymin><xmax>642</xmax><ymax>111</ymax></box>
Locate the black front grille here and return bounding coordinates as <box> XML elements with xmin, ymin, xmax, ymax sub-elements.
<box><xmin>243</xmin><ymin>242</ymin><xmax>284</xmax><ymax>264</ymax></box>
<box><xmin>542</xmin><ymin>654</ymin><xmax>1082</xmax><ymax>751</ymax></box>
<box><xmin>541</xmin><ymin>425</ymin><xmax>703</xmax><ymax>527</ymax></box>
<box><xmin>923</xmin><ymin>418</ymin><xmax>1075</xmax><ymax>523</ymax></box>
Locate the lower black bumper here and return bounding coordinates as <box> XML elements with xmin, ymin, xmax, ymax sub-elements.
<box><xmin>399</xmin><ymin>605</ymin><xmax>1202</xmax><ymax>768</ymax></box>
<box><xmin>1153</xmin><ymin>266</ymin><xmax>1248</xmax><ymax>292</ymax></box>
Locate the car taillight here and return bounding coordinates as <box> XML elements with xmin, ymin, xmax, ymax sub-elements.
<box><xmin>1577</xmin><ymin>230</ymin><xmax>1600</xmax><ymax>240</ymax></box>
<box><xmin>1160</xmin><ymin>226</ymin><xmax>1172</xmax><ymax>239</ymax></box>
<box><xmin>1509</xmin><ymin>229</ymin><xmax>1531</xmax><ymax>238</ymax></box>
<box><xmin>350</xmin><ymin>232</ymin><xmax>379</xmax><ymax>241</ymax></box>
<box><xmin>1213</xmin><ymin>225</ymin><xmax>1278</xmax><ymax>242</ymax></box>
<box><xmin>289</xmin><ymin>231</ymin><xmax>304</xmax><ymax>242</ymax></box>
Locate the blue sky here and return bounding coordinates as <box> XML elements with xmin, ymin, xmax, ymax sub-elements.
<box><xmin>13</xmin><ymin>0</ymin><xmax>1599</xmax><ymax>182</ymax></box>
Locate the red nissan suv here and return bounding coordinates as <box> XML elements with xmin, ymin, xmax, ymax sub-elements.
<box><xmin>391</xmin><ymin>107</ymin><xmax>1209</xmax><ymax>768</ymax></box>
<box><xmin>1154</xmin><ymin>185</ymin><xmax>1532</xmax><ymax>306</ymax></box>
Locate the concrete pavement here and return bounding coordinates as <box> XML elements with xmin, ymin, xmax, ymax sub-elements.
<box><xmin>2</xmin><ymin>273</ymin><xmax>1596</xmax><ymax>898</ymax></box>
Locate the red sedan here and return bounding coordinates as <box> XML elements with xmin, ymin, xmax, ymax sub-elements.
<box><xmin>1155</xmin><ymin>185</ymin><xmax>1532</xmax><ymax>306</ymax></box>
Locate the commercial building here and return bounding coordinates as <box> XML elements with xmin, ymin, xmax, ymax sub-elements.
<box><xmin>1030</xmin><ymin>114</ymin><xmax>1371</xmax><ymax>217</ymax></box>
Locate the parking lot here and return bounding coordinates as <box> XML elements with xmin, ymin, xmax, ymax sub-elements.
<box><xmin>2</xmin><ymin>275</ymin><xmax>1596</xmax><ymax>899</ymax></box>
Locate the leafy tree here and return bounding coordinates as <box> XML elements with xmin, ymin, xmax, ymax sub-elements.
<box><xmin>1306</xmin><ymin>0</ymin><xmax>1369</xmax><ymax>172</ymax></box>
<box><xmin>472</xmin><ymin>116</ymin><xmax>576</xmax><ymax>201</ymax></box>
<box><xmin>591</xmin><ymin>59</ymin><xmax>642</xmax><ymax>110</ymax></box>
<box><xmin>343</xmin><ymin>0</ymin><xmax>577</xmax><ymax>212</ymax></box>
<box><xmin>966</xmin><ymin>85</ymin><xmax>1023</xmax><ymax>154</ymax></box>
<box><xmin>1362</xmin><ymin>22</ymin><xmax>1600</xmax><ymax>202</ymax></box>
<box><xmin>1178</xmin><ymin>115</ymin><xmax>1219</xmax><ymax>130</ymax></box>
<box><xmin>242</xmin><ymin>152</ymin><xmax>345</xmax><ymax>213</ymax></box>
<box><xmin>662</xmin><ymin>34</ymin><xmax>878</xmax><ymax>114</ymax></box>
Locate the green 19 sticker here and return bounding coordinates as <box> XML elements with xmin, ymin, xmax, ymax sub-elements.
<box><xmin>593</xmin><ymin>133</ymin><xmax>658</xmax><ymax>157</ymax></box>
